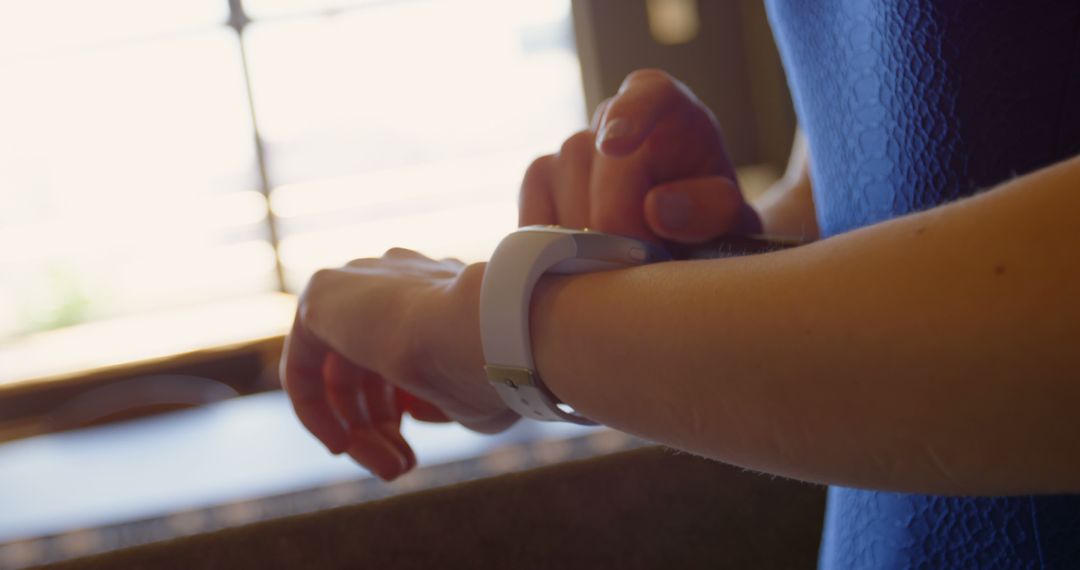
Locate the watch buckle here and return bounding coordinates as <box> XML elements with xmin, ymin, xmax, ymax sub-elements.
<box><xmin>484</xmin><ymin>365</ymin><xmax>536</xmax><ymax>390</ymax></box>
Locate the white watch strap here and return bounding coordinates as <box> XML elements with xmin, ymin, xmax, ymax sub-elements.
<box><xmin>480</xmin><ymin>227</ymin><xmax>666</xmax><ymax>424</ymax></box>
<box><xmin>481</xmin><ymin>231</ymin><xmax>575</xmax><ymax>371</ymax></box>
<box><xmin>481</xmin><ymin>230</ymin><xmax>588</xmax><ymax>423</ymax></box>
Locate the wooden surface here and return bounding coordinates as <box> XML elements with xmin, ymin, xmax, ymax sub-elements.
<box><xmin>0</xmin><ymin>391</ymin><xmax>606</xmax><ymax>567</ymax></box>
<box><xmin>38</xmin><ymin>446</ymin><xmax>827</xmax><ymax>570</ymax></box>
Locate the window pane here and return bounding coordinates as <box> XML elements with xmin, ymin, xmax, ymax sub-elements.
<box><xmin>274</xmin><ymin>151</ymin><xmax>530</xmax><ymax>291</ymax></box>
<box><xmin>0</xmin><ymin>31</ymin><xmax>274</xmax><ymax>339</ymax></box>
<box><xmin>245</xmin><ymin>0</ymin><xmax>571</xmax><ymax>21</ymax></box>
<box><xmin>245</xmin><ymin>0</ymin><xmax>584</xmax><ymax>287</ymax></box>
<box><xmin>0</xmin><ymin>0</ymin><xmax>227</xmax><ymax>59</ymax></box>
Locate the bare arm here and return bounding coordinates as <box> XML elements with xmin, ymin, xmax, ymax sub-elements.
<box><xmin>531</xmin><ymin>154</ymin><xmax>1080</xmax><ymax>495</ymax></box>
<box><xmin>280</xmin><ymin>69</ymin><xmax>1077</xmax><ymax>489</ymax></box>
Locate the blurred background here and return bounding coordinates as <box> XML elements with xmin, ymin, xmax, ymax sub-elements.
<box><xmin>0</xmin><ymin>0</ymin><xmax>794</xmax><ymax>565</ymax></box>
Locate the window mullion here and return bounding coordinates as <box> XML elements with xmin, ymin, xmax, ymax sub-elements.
<box><xmin>228</xmin><ymin>0</ymin><xmax>287</xmax><ymax>293</ymax></box>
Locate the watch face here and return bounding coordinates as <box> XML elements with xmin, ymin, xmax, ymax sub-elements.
<box><xmin>516</xmin><ymin>225</ymin><xmax>671</xmax><ymax>268</ymax></box>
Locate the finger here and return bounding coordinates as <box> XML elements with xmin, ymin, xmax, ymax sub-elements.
<box><xmin>382</xmin><ymin>247</ymin><xmax>425</xmax><ymax>260</ymax></box>
<box><xmin>590</xmin><ymin>97</ymin><xmax>613</xmax><ymax>132</ymax></box>
<box><xmin>344</xmin><ymin>257</ymin><xmax>377</xmax><ymax>268</ymax></box>
<box><xmin>439</xmin><ymin>257</ymin><xmax>466</xmax><ymax>270</ymax></box>
<box><xmin>595</xmin><ymin>69</ymin><xmax>692</xmax><ymax>157</ymax></box>
<box><xmin>588</xmin><ymin>149</ymin><xmax>654</xmax><ymax>241</ymax></box>
<box><xmin>375</xmin><ymin>422</ymin><xmax>417</xmax><ymax>474</ymax></box>
<box><xmin>587</xmin><ymin>70</ymin><xmax>692</xmax><ymax>240</ymax></box>
<box><xmin>519</xmin><ymin>155</ymin><xmax>557</xmax><ymax>226</ymax></box>
<box><xmin>354</xmin><ymin>366</ymin><xmax>416</xmax><ymax>472</ymax></box>
<box><xmin>590</xmin><ymin>70</ymin><xmax>735</xmax><ymax>240</ymax></box>
<box><xmin>324</xmin><ymin>353</ymin><xmax>415</xmax><ymax>478</ymax></box>
<box><xmin>347</xmin><ymin>430</ymin><xmax>412</xmax><ymax>481</ymax></box>
<box><xmin>325</xmin><ymin>353</ymin><xmax>414</xmax><ymax>463</ymax></box>
<box><xmin>280</xmin><ymin>312</ymin><xmax>349</xmax><ymax>454</ymax></box>
<box><xmin>553</xmin><ymin>130</ymin><xmax>595</xmax><ymax>229</ymax></box>
<box><xmin>324</xmin><ymin>351</ymin><xmax>375</xmax><ymax>428</ymax></box>
<box><xmin>644</xmin><ymin>177</ymin><xmax>763</xmax><ymax>243</ymax></box>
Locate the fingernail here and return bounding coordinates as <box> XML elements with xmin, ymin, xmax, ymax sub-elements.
<box><xmin>656</xmin><ymin>192</ymin><xmax>692</xmax><ymax>229</ymax></box>
<box><xmin>327</xmin><ymin>433</ymin><xmax>349</xmax><ymax>455</ymax></box>
<box><xmin>349</xmin><ymin>431</ymin><xmax>408</xmax><ymax>481</ymax></box>
<box><xmin>382</xmin><ymin>448</ymin><xmax>409</xmax><ymax>481</ymax></box>
<box><xmin>377</xmin><ymin>422</ymin><xmax>415</xmax><ymax>472</ymax></box>
<box><xmin>597</xmin><ymin>118</ymin><xmax>633</xmax><ymax>150</ymax></box>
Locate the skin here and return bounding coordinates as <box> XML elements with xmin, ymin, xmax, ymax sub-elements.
<box><xmin>281</xmin><ymin>70</ymin><xmax>1080</xmax><ymax>493</ymax></box>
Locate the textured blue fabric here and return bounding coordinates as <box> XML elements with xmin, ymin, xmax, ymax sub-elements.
<box><xmin>764</xmin><ymin>0</ymin><xmax>1080</xmax><ymax>568</ymax></box>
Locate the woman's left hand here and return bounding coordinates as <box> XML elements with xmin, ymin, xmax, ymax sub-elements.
<box><xmin>280</xmin><ymin>248</ymin><xmax>515</xmax><ymax>480</ymax></box>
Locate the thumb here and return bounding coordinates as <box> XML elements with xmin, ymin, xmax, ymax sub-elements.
<box><xmin>644</xmin><ymin>177</ymin><xmax>762</xmax><ymax>243</ymax></box>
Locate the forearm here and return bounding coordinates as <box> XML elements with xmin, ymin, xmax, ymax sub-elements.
<box><xmin>530</xmin><ymin>154</ymin><xmax>1080</xmax><ymax>495</ymax></box>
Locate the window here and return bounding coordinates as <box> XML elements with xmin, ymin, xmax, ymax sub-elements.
<box><xmin>244</xmin><ymin>0</ymin><xmax>584</xmax><ymax>289</ymax></box>
<box><xmin>0</xmin><ymin>0</ymin><xmax>584</xmax><ymax>381</ymax></box>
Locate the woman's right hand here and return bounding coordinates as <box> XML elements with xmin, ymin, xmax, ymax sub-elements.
<box><xmin>520</xmin><ymin>69</ymin><xmax>761</xmax><ymax>244</ymax></box>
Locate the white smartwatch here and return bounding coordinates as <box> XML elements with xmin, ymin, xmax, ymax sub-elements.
<box><xmin>479</xmin><ymin>226</ymin><xmax>670</xmax><ymax>424</ymax></box>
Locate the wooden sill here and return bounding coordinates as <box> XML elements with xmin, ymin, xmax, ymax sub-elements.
<box><xmin>0</xmin><ymin>293</ymin><xmax>297</xmax><ymax>442</ymax></box>
<box><xmin>0</xmin><ymin>293</ymin><xmax>296</xmax><ymax>396</ymax></box>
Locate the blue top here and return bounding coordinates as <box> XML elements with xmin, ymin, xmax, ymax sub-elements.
<box><xmin>764</xmin><ymin>0</ymin><xmax>1080</xmax><ymax>567</ymax></box>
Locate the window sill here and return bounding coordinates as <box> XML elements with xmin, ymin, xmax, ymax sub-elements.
<box><xmin>0</xmin><ymin>293</ymin><xmax>296</xmax><ymax>395</ymax></box>
<box><xmin>0</xmin><ymin>293</ymin><xmax>296</xmax><ymax>443</ymax></box>
<box><xmin>0</xmin><ymin>390</ymin><xmax>617</xmax><ymax>567</ymax></box>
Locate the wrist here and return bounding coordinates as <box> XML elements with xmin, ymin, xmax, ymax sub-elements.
<box><xmin>449</xmin><ymin>262</ymin><xmax>514</xmax><ymax>413</ymax></box>
<box><xmin>482</xmin><ymin>227</ymin><xmax>671</xmax><ymax>424</ymax></box>
<box><xmin>410</xmin><ymin>262</ymin><xmax>518</xmax><ymax>430</ymax></box>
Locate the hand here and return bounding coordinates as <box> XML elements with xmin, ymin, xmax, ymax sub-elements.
<box><xmin>280</xmin><ymin>248</ymin><xmax>515</xmax><ymax>480</ymax></box>
<box><xmin>520</xmin><ymin>69</ymin><xmax>761</xmax><ymax>244</ymax></box>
